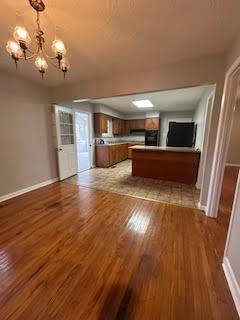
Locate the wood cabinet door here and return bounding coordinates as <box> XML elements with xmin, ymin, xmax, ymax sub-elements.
<box><xmin>118</xmin><ymin>144</ymin><xmax>124</xmax><ymax>161</ymax></box>
<box><xmin>113</xmin><ymin>146</ymin><xmax>118</xmax><ymax>164</ymax></box>
<box><xmin>125</xmin><ymin>120</ymin><xmax>130</xmax><ymax>134</ymax></box>
<box><xmin>145</xmin><ymin>118</ymin><xmax>160</xmax><ymax>130</ymax></box>
<box><xmin>95</xmin><ymin>146</ymin><xmax>110</xmax><ymax>167</ymax></box>
<box><xmin>113</xmin><ymin>119</ymin><xmax>126</xmax><ymax>135</ymax></box>
<box><xmin>120</xmin><ymin>120</ymin><xmax>125</xmax><ymax>135</ymax></box>
<box><xmin>109</xmin><ymin>146</ymin><xmax>115</xmax><ymax>165</ymax></box>
<box><xmin>129</xmin><ymin>120</ymin><xmax>136</xmax><ymax>130</ymax></box>
<box><xmin>101</xmin><ymin>114</ymin><xmax>110</xmax><ymax>133</ymax></box>
<box><xmin>94</xmin><ymin>113</ymin><xmax>110</xmax><ymax>134</ymax></box>
<box><xmin>135</xmin><ymin>119</ymin><xmax>145</xmax><ymax>129</ymax></box>
<box><xmin>112</xmin><ymin>118</ymin><xmax>119</xmax><ymax>135</ymax></box>
<box><xmin>127</xmin><ymin>144</ymin><xmax>133</xmax><ymax>159</ymax></box>
<box><xmin>123</xmin><ymin>144</ymin><xmax>128</xmax><ymax>159</ymax></box>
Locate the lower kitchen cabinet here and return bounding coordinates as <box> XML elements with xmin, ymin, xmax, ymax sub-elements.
<box><xmin>95</xmin><ymin>144</ymin><xmax>129</xmax><ymax>167</ymax></box>
<box><xmin>127</xmin><ymin>144</ymin><xmax>135</xmax><ymax>159</ymax></box>
<box><xmin>96</xmin><ymin>143</ymin><xmax>128</xmax><ymax>168</ymax></box>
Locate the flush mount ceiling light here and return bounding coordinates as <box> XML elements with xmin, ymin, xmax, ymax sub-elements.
<box><xmin>132</xmin><ymin>99</ymin><xmax>154</xmax><ymax>108</ymax></box>
<box><xmin>5</xmin><ymin>0</ymin><xmax>70</xmax><ymax>79</ymax></box>
<box><xmin>73</xmin><ymin>99</ymin><xmax>90</xmax><ymax>103</ymax></box>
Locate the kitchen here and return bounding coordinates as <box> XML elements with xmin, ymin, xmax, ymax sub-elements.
<box><xmin>66</xmin><ymin>85</ymin><xmax>215</xmax><ymax>208</ymax></box>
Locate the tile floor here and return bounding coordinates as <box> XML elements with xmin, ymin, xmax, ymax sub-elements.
<box><xmin>66</xmin><ymin>160</ymin><xmax>200</xmax><ymax>209</ymax></box>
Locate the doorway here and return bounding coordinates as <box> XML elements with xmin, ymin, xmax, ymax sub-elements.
<box><xmin>75</xmin><ymin>112</ymin><xmax>91</xmax><ymax>172</ymax></box>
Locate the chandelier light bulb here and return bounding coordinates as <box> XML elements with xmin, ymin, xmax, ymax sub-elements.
<box><xmin>52</xmin><ymin>39</ymin><xmax>66</xmax><ymax>56</ymax></box>
<box><xmin>13</xmin><ymin>26</ymin><xmax>31</xmax><ymax>45</ymax></box>
<box><xmin>6</xmin><ymin>40</ymin><xmax>23</xmax><ymax>58</ymax></box>
<box><xmin>35</xmin><ymin>55</ymin><xmax>48</xmax><ymax>72</ymax></box>
<box><xmin>60</xmin><ymin>57</ymin><xmax>70</xmax><ymax>70</ymax></box>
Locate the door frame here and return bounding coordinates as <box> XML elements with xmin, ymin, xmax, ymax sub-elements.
<box><xmin>74</xmin><ymin>110</ymin><xmax>93</xmax><ymax>171</ymax></box>
<box><xmin>206</xmin><ymin>57</ymin><xmax>240</xmax><ymax>218</ymax></box>
<box><xmin>222</xmin><ymin>172</ymin><xmax>240</xmax><ymax>317</ymax></box>
<box><xmin>196</xmin><ymin>94</ymin><xmax>214</xmax><ymax>191</ymax></box>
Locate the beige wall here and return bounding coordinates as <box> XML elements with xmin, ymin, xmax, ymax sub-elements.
<box><xmin>53</xmin><ymin>54</ymin><xmax>225</xmax><ymax>103</ymax></box>
<box><xmin>226</xmin><ymin>33</ymin><xmax>240</xmax><ymax>70</ymax></box>
<box><xmin>227</xmin><ymin>102</ymin><xmax>240</xmax><ymax>165</ymax></box>
<box><xmin>0</xmin><ymin>70</ymin><xmax>57</xmax><ymax>197</ymax></box>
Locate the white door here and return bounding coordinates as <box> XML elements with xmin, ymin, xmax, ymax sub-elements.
<box><xmin>54</xmin><ymin>105</ymin><xmax>78</xmax><ymax>180</ymax></box>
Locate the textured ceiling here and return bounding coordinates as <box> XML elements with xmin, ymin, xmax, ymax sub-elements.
<box><xmin>90</xmin><ymin>85</ymin><xmax>212</xmax><ymax>114</ymax></box>
<box><xmin>1</xmin><ymin>0</ymin><xmax>240</xmax><ymax>87</ymax></box>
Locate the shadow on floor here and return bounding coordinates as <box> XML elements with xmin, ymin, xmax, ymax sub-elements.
<box><xmin>98</xmin><ymin>285</ymin><xmax>133</xmax><ymax>320</ymax></box>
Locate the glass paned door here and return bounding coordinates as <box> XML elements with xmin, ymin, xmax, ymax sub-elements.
<box><xmin>54</xmin><ymin>106</ymin><xmax>78</xmax><ymax>180</ymax></box>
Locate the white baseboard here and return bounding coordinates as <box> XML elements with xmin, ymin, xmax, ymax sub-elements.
<box><xmin>0</xmin><ymin>178</ymin><xmax>58</xmax><ymax>202</ymax></box>
<box><xmin>226</xmin><ymin>163</ymin><xmax>240</xmax><ymax>167</ymax></box>
<box><xmin>198</xmin><ymin>202</ymin><xmax>206</xmax><ymax>212</ymax></box>
<box><xmin>223</xmin><ymin>257</ymin><xmax>240</xmax><ymax>317</ymax></box>
<box><xmin>195</xmin><ymin>181</ymin><xmax>201</xmax><ymax>190</ymax></box>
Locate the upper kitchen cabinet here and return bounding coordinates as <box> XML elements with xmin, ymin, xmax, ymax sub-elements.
<box><xmin>125</xmin><ymin>119</ymin><xmax>145</xmax><ymax>134</ymax></box>
<box><xmin>134</xmin><ymin>119</ymin><xmax>145</xmax><ymax>129</ymax></box>
<box><xmin>145</xmin><ymin>117</ymin><xmax>160</xmax><ymax>130</ymax></box>
<box><xmin>94</xmin><ymin>113</ymin><xmax>111</xmax><ymax>134</ymax></box>
<box><xmin>113</xmin><ymin>118</ymin><xmax>125</xmax><ymax>135</ymax></box>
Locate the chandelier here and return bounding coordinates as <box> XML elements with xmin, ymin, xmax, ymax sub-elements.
<box><xmin>6</xmin><ymin>0</ymin><xmax>69</xmax><ymax>79</ymax></box>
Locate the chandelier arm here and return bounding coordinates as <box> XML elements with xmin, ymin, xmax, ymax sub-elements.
<box><xmin>48</xmin><ymin>59</ymin><xmax>61</xmax><ymax>69</ymax></box>
<box><xmin>25</xmin><ymin>52</ymin><xmax>37</xmax><ymax>60</ymax></box>
<box><xmin>42</xmin><ymin>42</ymin><xmax>56</xmax><ymax>59</ymax></box>
<box><xmin>26</xmin><ymin>47</ymin><xmax>37</xmax><ymax>55</ymax></box>
<box><xmin>25</xmin><ymin>47</ymin><xmax>38</xmax><ymax>59</ymax></box>
<box><xmin>18</xmin><ymin>51</ymin><xmax>37</xmax><ymax>60</ymax></box>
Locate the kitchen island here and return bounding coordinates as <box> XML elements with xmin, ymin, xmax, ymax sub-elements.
<box><xmin>130</xmin><ymin>145</ymin><xmax>201</xmax><ymax>184</ymax></box>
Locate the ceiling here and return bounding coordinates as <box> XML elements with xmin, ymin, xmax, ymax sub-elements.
<box><xmin>1</xmin><ymin>0</ymin><xmax>240</xmax><ymax>87</ymax></box>
<box><xmin>90</xmin><ymin>85</ymin><xmax>212</xmax><ymax>114</ymax></box>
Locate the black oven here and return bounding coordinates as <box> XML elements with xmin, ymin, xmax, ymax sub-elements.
<box><xmin>145</xmin><ymin>130</ymin><xmax>159</xmax><ymax>146</ymax></box>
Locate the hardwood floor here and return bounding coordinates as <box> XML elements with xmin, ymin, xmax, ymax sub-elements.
<box><xmin>0</xmin><ymin>182</ymin><xmax>238</xmax><ymax>319</ymax></box>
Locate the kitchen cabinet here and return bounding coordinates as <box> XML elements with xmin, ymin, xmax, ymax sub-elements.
<box><xmin>95</xmin><ymin>112</ymin><xmax>149</xmax><ymax>136</ymax></box>
<box><xmin>113</xmin><ymin>118</ymin><xmax>125</xmax><ymax>135</ymax></box>
<box><xmin>94</xmin><ymin>113</ymin><xmax>111</xmax><ymax>135</ymax></box>
<box><xmin>134</xmin><ymin>119</ymin><xmax>145</xmax><ymax>129</ymax></box>
<box><xmin>118</xmin><ymin>143</ymin><xmax>128</xmax><ymax>161</ymax></box>
<box><xmin>124</xmin><ymin>121</ymin><xmax>131</xmax><ymax>135</ymax></box>
<box><xmin>127</xmin><ymin>143</ymin><xmax>138</xmax><ymax>159</ymax></box>
<box><xmin>124</xmin><ymin>119</ymin><xmax>145</xmax><ymax>134</ymax></box>
<box><xmin>145</xmin><ymin>117</ymin><xmax>160</xmax><ymax>130</ymax></box>
<box><xmin>109</xmin><ymin>145</ymin><xmax>117</xmax><ymax>164</ymax></box>
<box><xmin>95</xmin><ymin>144</ymin><xmax>128</xmax><ymax>167</ymax></box>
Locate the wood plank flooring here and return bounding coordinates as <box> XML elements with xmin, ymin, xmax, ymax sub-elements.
<box><xmin>0</xmin><ymin>182</ymin><xmax>238</xmax><ymax>319</ymax></box>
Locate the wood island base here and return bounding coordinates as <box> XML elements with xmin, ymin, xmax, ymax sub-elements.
<box><xmin>131</xmin><ymin>146</ymin><xmax>201</xmax><ymax>185</ymax></box>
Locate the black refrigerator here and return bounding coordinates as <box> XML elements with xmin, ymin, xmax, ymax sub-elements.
<box><xmin>167</xmin><ymin>122</ymin><xmax>196</xmax><ymax>147</ymax></box>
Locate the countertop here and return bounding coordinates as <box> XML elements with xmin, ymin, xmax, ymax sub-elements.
<box><xmin>129</xmin><ymin>145</ymin><xmax>201</xmax><ymax>153</ymax></box>
<box><xmin>96</xmin><ymin>142</ymin><xmax>144</xmax><ymax>146</ymax></box>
